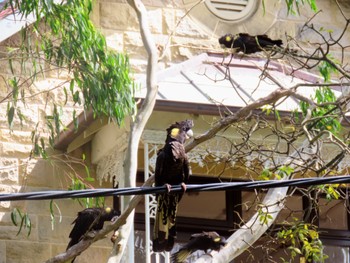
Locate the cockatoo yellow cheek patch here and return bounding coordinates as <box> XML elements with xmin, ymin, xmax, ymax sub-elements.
<box><xmin>171</xmin><ymin>128</ymin><xmax>180</xmax><ymax>138</ymax></box>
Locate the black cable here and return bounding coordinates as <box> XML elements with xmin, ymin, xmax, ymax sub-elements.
<box><xmin>0</xmin><ymin>175</ymin><xmax>350</xmax><ymax>201</ymax></box>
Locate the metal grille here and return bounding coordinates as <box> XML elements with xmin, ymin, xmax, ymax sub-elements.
<box><xmin>205</xmin><ymin>0</ymin><xmax>257</xmax><ymax>21</ymax></box>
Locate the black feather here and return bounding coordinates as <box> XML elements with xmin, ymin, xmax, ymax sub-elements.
<box><xmin>171</xmin><ymin>231</ymin><xmax>226</xmax><ymax>263</ymax></box>
<box><xmin>219</xmin><ymin>33</ymin><xmax>283</xmax><ymax>54</ymax></box>
<box><xmin>153</xmin><ymin>120</ymin><xmax>194</xmax><ymax>252</ymax></box>
<box><xmin>66</xmin><ymin>207</ymin><xmax>119</xmax><ymax>262</ymax></box>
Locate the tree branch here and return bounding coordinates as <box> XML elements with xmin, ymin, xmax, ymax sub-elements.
<box><xmin>44</xmin><ymin>175</ymin><xmax>155</xmax><ymax>263</ymax></box>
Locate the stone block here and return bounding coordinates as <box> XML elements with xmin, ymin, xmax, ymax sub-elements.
<box><xmin>0</xmin><ymin>241</ymin><xmax>5</xmax><ymax>263</ymax></box>
<box><xmin>50</xmin><ymin>243</ymin><xmax>67</xmax><ymax>259</ymax></box>
<box><xmin>278</xmin><ymin>0</ymin><xmax>348</xmax><ymax>26</ymax></box>
<box><xmin>0</xmin><ymin>184</ymin><xmax>21</xmax><ymax>194</ymax></box>
<box><xmin>0</xmin><ymin>103</ymin><xmax>39</xmax><ymax>131</ymax></box>
<box><xmin>37</xmin><ymin>215</ymin><xmax>72</xmax><ymax>243</ymax></box>
<box><xmin>0</xmin><ymin>201</ymin><xmax>11</xmax><ymax>209</ymax></box>
<box><xmin>0</xmin><ymin>212</ymin><xmax>38</xmax><ymax>241</ymax></box>
<box><xmin>6</xmin><ymin>240</ymin><xmax>50</xmax><ymax>263</ymax></box>
<box><xmin>100</xmin><ymin>3</ymin><xmax>139</xmax><ymax>31</ymax></box>
<box><xmin>51</xmin><ymin>242</ymin><xmax>113</xmax><ymax>263</ymax></box>
<box><xmin>0</xmin><ymin>158</ymin><xmax>19</xmax><ymax>184</ymax></box>
<box><xmin>23</xmin><ymin>199</ymin><xmax>53</xmax><ymax>216</ymax></box>
<box><xmin>0</xmin><ymin>142</ymin><xmax>32</xmax><ymax>159</ymax></box>
<box><xmin>147</xmin><ymin>8</ymin><xmax>163</xmax><ymax>34</ymax></box>
<box><xmin>21</xmin><ymin>159</ymin><xmax>57</xmax><ymax>188</ymax></box>
<box><xmin>101</xmin><ymin>29</ymin><xmax>124</xmax><ymax>51</ymax></box>
<box><xmin>266</xmin><ymin>20</ymin><xmax>300</xmax><ymax>41</ymax></box>
<box><xmin>124</xmin><ymin>32</ymin><xmax>148</xmax><ymax>59</ymax></box>
<box><xmin>0</xmin><ymin>129</ymin><xmax>33</xmax><ymax>144</ymax></box>
<box><xmin>129</xmin><ymin>58</ymin><xmax>148</xmax><ymax>73</ymax></box>
<box><xmin>66</xmin><ymin>244</ymin><xmax>113</xmax><ymax>263</ymax></box>
<box><xmin>242</xmin><ymin>9</ymin><xmax>278</xmax><ymax>36</ymax></box>
<box><xmin>164</xmin><ymin>9</ymin><xmax>207</xmax><ymax>38</ymax></box>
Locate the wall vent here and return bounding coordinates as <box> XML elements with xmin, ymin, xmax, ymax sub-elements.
<box><xmin>205</xmin><ymin>0</ymin><xmax>257</xmax><ymax>22</ymax></box>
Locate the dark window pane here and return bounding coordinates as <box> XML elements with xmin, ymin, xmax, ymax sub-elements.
<box><xmin>319</xmin><ymin>199</ymin><xmax>348</xmax><ymax>230</ymax></box>
<box><xmin>178</xmin><ymin>191</ymin><xmax>226</xmax><ymax>220</ymax></box>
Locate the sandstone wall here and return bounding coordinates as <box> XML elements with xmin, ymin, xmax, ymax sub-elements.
<box><xmin>96</xmin><ymin>0</ymin><xmax>350</xmax><ymax>74</ymax></box>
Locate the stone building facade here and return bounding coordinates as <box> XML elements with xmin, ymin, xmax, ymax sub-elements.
<box><xmin>0</xmin><ymin>0</ymin><xmax>349</xmax><ymax>262</ymax></box>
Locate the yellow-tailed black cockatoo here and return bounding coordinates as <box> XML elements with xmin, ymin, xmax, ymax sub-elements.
<box><xmin>153</xmin><ymin>120</ymin><xmax>194</xmax><ymax>252</ymax></box>
<box><xmin>67</xmin><ymin>207</ymin><xmax>119</xmax><ymax>262</ymax></box>
<box><xmin>171</xmin><ymin>231</ymin><xmax>226</xmax><ymax>262</ymax></box>
<box><xmin>219</xmin><ymin>33</ymin><xmax>283</xmax><ymax>54</ymax></box>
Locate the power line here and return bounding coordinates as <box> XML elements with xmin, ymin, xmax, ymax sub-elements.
<box><xmin>0</xmin><ymin>175</ymin><xmax>349</xmax><ymax>201</ymax></box>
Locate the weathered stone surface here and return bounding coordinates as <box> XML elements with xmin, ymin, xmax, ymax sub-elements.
<box><xmin>0</xmin><ymin>158</ymin><xmax>19</xmax><ymax>184</ymax></box>
<box><xmin>278</xmin><ymin>0</ymin><xmax>349</xmax><ymax>26</ymax></box>
<box><xmin>34</xmin><ymin>79</ymin><xmax>72</xmax><ymax>105</ymax></box>
<box><xmin>0</xmin><ymin>184</ymin><xmax>21</xmax><ymax>194</ymax></box>
<box><xmin>50</xmin><ymin>243</ymin><xmax>66</xmax><ymax>256</ymax></box>
<box><xmin>38</xmin><ymin>215</ymin><xmax>72</xmax><ymax>243</ymax></box>
<box><xmin>0</xmin><ymin>103</ymin><xmax>39</xmax><ymax>131</ymax></box>
<box><xmin>51</xmin><ymin>242</ymin><xmax>114</xmax><ymax>263</ymax></box>
<box><xmin>266</xmin><ymin>20</ymin><xmax>301</xmax><ymax>42</ymax></box>
<box><xmin>70</xmin><ymin>244</ymin><xmax>113</xmax><ymax>263</ymax></box>
<box><xmin>21</xmin><ymin>159</ymin><xmax>62</xmax><ymax>188</ymax></box>
<box><xmin>0</xmin><ymin>241</ymin><xmax>5</xmax><ymax>263</ymax></box>
<box><xmin>100</xmin><ymin>3</ymin><xmax>139</xmax><ymax>31</ymax></box>
<box><xmin>101</xmin><ymin>29</ymin><xmax>124</xmax><ymax>51</ymax></box>
<box><xmin>0</xmin><ymin>129</ymin><xmax>32</xmax><ymax>144</ymax></box>
<box><xmin>297</xmin><ymin>22</ymin><xmax>350</xmax><ymax>51</ymax></box>
<box><xmin>164</xmin><ymin>9</ymin><xmax>207</xmax><ymax>38</ymax></box>
<box><xmin>147</xmin><ymin>8</ymin><xmax>163</xmax><ymax>34</ymax></box>
<box><xmin>0</xmin><ymin>183</ymin><xmax>22</xmax><ymax>210</ymax></box>
<box><xmin>242</xmin><ymin>9</ymin><xmax>278</xmax><ymax>36</ymax></box>
<box><xmin>124</xmin><ymin>31</ymin><xmax>148</xmax><ymax>59</ymax></box>
<box><xmin>0</xmin><ymin>142</ymin><xmax>32</xmax><ymax>159</ymax></box>
<box><xmin>0</xmin><ymin>212</ymin><xmax>38</xmax><ymax>241</ymax></box>
<box><xmin>6</xmin><ymin>240</ymin><xmax>49</xmax><ymax>263</ymax></box>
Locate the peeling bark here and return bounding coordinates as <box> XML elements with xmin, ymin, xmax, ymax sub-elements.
<box><xmin>107</xmin><ymin>0</ymin><xmax>159</xmax><ymax>262</ymax></box>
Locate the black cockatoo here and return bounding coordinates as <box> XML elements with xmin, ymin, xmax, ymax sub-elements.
<box><xmin>219</xmin><ymin>33</ymin><xmax>283</xmax><ymax>54</ymax></box>
<box><xmin>153</xmin><ymin>120</ymin><xmax>194</xmax><ymax>252</ymax></box>
<box><xmin>67</xmin><ymin>207</ymin><xmax>119</xmax><ymax>262</ymax></box>
<box><xmin>171</xmin><ymin>231</ymin><xmax>227</xmax><ymax>262</ymax></box>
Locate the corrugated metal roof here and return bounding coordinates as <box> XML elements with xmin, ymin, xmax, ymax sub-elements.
<box><xmin>136</xmin><ymin>52</ymin><xmax>342</xmax><ymax>113</ymax></box>
<box><xmin>56</xmin><ymin>52</ymin><xmax>344</xmax><ymax>150</ymax></box>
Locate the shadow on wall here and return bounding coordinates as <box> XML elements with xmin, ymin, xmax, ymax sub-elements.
<box><xmin>0</xmin><ymin>149</ymin><xmax>116</xmax><ymax>262</ymax></box>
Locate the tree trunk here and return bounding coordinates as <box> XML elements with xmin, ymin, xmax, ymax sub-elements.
<box><xmin>107</xmin><ymin>0</ymin><xmax>159</xmax><ymax>262</ymax></box>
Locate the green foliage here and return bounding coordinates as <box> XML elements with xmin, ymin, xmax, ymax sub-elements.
<box><xmin>317</xmin><ymin>184</ymin><xmax>340</xmax><ymax>200</ymax></box>
<box><xmin>68</xmin><ymin>177</ymin><xmax>105</xmax><ymax>208</ymax></box>
<box><xmin>262</xmin><ymin>0</ymin><xmax>317</xmax><ymax>15</ymax></box>
<box><xmin>318</xmin><ymin>56</ymin><xmax>338</xmax><ymax>83</ymax></box>
<box><xmin>258</xmin><ymin>166</ymin><xmax>294</xmax><ymax>180</ymax></box>
<box><xmin>300</xmin><ymin>87</ymin><xmax>341</xmax><ymax>135</ymax></box>
<box><xmin>49</xmin><ymin>200</ymin><xmax>62</xmax><ymax>230</ymax></box>
<box><xmin>257</xmin><ymin>205</ymin><xmax>274</xmax><ymax>225</ymax></box>
<box><xmin>261</xmin><ymin>105</ymin><xmax>281</xmax><ymax>121</ymax></box>
<box><xmin>284</xmin><ymin>0</ymin><xmax>318</xmax><ymax>15</ymax></box>
<box><xmin>6</xmin><ymin>0</ymin><xmax>134</xmax><ymax>157</ymax></box>
<box><xmin>277</xmin><ymin>221</ymin><xmax>327</xmax><ymax>262</ymax></box>
<box><xmin>10</xmin><ymin>208</ymin><xmax>32</xmax><ymax>237</ymax></box>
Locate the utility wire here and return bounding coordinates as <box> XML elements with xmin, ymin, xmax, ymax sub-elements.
<box><xmin>0</xmin><ymin>175</ymin><xmax>350</xmax><ymax>201</ymax></box>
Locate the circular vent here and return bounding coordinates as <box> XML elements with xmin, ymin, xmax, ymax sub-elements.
<box><xmin>205</xmin><ymin>0</ymin><xmax>258</xmax><ymax>22</ymax></box>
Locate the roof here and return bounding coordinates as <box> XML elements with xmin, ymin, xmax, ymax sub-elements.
<box><xmin>136</xmin><ymin>52</ymin><xmax>341</xmax><ymax>113</ymax></box>
<box><xmin>55</xmin><ymin>52</ymin><xmax>342</xmax><ymax>150</ymax></box>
